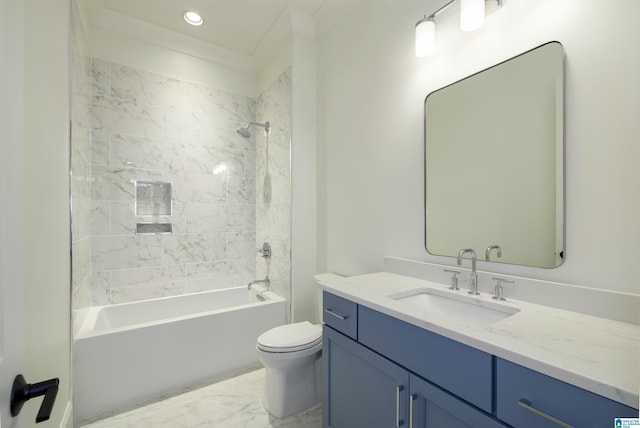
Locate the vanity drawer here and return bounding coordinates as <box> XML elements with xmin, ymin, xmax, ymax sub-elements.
<box><xmin>323</xmin><ymin>292</ymin><xmax>358</xmax><ymax>340</ymax></box>
<box><xmin>358</xmin><ymin>306</ymin><xmax>493</xmax><ymax>413</ymax></box>
<box><xmin>496</xmin><ymin>358</ymin><xmax>637</xmax><ymax>428</ymax></box>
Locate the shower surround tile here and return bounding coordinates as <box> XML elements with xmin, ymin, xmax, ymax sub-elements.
<box><xmin>111</xmin><ymin>132</ymin><xmax>185</xmax><ymax>171</ymax></box>
<box><xmin>184</xmin><ymin>260</ymin><xmax>253</xmax><ymax>291</ymax></box>
<box><xmin>91</xmin><ymin>166</ymin><xmax>162</xmax><ymax>202</ymax></box>
<box><xmin>91</xmin><ymin>235</ymin><xmax>164</xmax><ymax>271</ymax></box>
<box><xmin>110</xmin><ymin>278</ymin><xmax>188</xmax><ymax>304</ymax></box>
<box><xmin>164</xmin><ymin>107</ymin><xmax>228</xmax><ymax>147</ymax></box>
<box><xmin>91</xmin><ymin>95</ymin><xmax>164</xmax><ymax>138</ymax></box>
<box><xmin>228</xmin><ymin>231</ymin><xmax>257</xmax><ymax>261</ymax></box>
<box><xmin>91</xmin><ymin>59</ymin><xmax>111</xmax><ymax>97</ymax></box>
<box><xmin>110</xmin><ymin>64</ymin><xmax>185</xmax><ymax>109</ymax></box>
<box><xmin>255</xmin><ymin>67</ymin><xmax>292</xmax><ymax>314</ymax></box>
<box><xmin>90</xmin><ymin>271</ymin><xmax>111</xmax><ymax>306</ymax></box>
<box><xmin>167</xmin><ymin>172</ymin><xmax>227</xmax><ymax>204</ymax></box>
<box><xmin>85</xmin><ymin>59</ymin><xmax>296</xmax><ymax>310</ymax></box>
<box><xmin>227</xmin><ymin>175</ymin><xmax>256</xmax><ymax>205</ymax></box>
<box><xmin>163</xmin><ymin>232</ymin><xmax>227</xmax><ymax>265</ymax></box>
<box><xmin>70</xmin><ymin>0</ymin><xmax>93</xmax><ymax>333</ymax></box>
<box><xmin>90</xmin><ymin>128</ymin><xmax>111</xmax><ymax>167</ymax></box>
<box><xmin>186</xmin><ymin>145</ymin><xmax>246</xmax><ymax>176</ymax></box>
<box><xmin>186</xmin><ymin>203</ymin><xmax>233</xmax><ymax>233</ymax></box>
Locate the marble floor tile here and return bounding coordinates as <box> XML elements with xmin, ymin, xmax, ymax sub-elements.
<box><xmin>80</xmin><ymin>369</ymin><xmax>322</xmax><ymax>428</ymax></box>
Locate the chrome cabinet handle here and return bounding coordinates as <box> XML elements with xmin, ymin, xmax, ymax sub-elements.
<box><xmin>396</xmin><ymin>385</ymin><xmax>404</xmax><ymax>427</ymax></box>
<box><xmin>324</xmin><ymin>308</ymin><xmax>348</xmax><ymax>320</ymax></box>
<box><xmin>518</xmin><ymin>399</ymin><xmax>575</xmax><ymax>428</ymax></box>
<box><xmin>409</xmin><ymin>393</ymin><xmax>417</xmax><ymax>428</ymax></box>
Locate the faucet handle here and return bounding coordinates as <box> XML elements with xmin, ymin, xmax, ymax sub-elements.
<box><xmin>444</xmin><ymin>269</ymin><xmax>461</xmax><ymax>291</ymax></box>
<box><xmin>257</xmin><ymin>242</ymin><xmax>271</xmax><ymax>259</ymax></box>
<box><xmin>491</xmin><ymin>277</ymin><xmax>514</xmax><ymax>300</ymax></box>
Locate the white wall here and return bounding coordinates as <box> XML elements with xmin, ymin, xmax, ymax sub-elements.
<box><xmin>291</xmin><ymin>11</ymin><xmax>318</xmax><ymax>323</ymax></box>
<box><xmin>317</xmin><ymin>0</ymin><xmax>640</xmax><ymax>296</ymax></box>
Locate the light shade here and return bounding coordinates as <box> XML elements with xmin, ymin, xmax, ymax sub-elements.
<box><xmin>415</xmin><ymin>17</ymin><xmax>435</xmax><ymax>57</ymax></box>
<box><xmin>460</xmin><ymin>0</ymin><xmax>485</xmax><ymax>31</ymax></box>
<box><xmin>183</xmin><ymin>10</ymin><xmax>203</xmax><ymax>26</ymax></box>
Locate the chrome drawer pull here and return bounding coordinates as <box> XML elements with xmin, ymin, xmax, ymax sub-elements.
<box><xmin>518</xmin><ymin>399</ymin><xmax>575</xmax><ymax>428</ymax></box>
<box><xmin>324</xmin><ymin>308</ymin><xmax>348</xmax><ymax>320</ymax></box>
<box><xmin>396</xmin><ymin>385</ymin><xmax>404</xmax><ymax>427</ymax></box>
<box><xmin>409</xmin><ymin>393</ymin><xmax>417</xmax><ymax>428</ymax></box>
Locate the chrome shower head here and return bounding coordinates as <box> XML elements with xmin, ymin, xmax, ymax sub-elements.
<box><xmin>236</xmin><ymin>121</ymin><xmax>270</xmax><ymax>139</ymax></box>
<box><xmin>236</xmin><ymin>126</ymin><xmax>252</xmax><ymax>138</ymax></box>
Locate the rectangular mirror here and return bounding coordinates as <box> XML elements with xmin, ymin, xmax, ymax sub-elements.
<box><xmin>425</xmin><ymin>41</ymin><xmax>564</xmax><ymax>268</ymax></box>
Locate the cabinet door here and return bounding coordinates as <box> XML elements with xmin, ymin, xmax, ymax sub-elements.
<box><xmin>323</xmin><ymin>325</ymin><xmax>410</xmax><ymax>428</ymax></box>
<box><xmin>359</xmin><ymin>306</ymin><xmax>493</xmax><ymax>412</ymax></box>
<box><xmin>409</xmin><ymin>374</ymin><xmax>507</xmax><ymax>428</ymax></box>
<box><xmin>496</xmin><ymin>358</ymin><xmax>638</xmax><ymax>428</ymax></box>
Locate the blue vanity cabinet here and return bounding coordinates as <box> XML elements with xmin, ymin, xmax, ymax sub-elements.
<box><xmin>496</xmin><ymin>358</ymin><xmax>638</xmax><ymax>427</ymax></box>
<box><xmin>323</xmin><ymin>325</ymin><xmax>409</xmax><ymax>428</ymax></box>
<box><xmin>322</xmin><ymin>291</ymin><xmax>505</xmax><ymax>428</ymax></box>
<box><xmin>323</xmin><ymin>324</ymin><xmax>507</xmax><ymax>428</ymax></box>
<box><xmin>322</xmin><ymin>291</ymin><xmax>638</xmax><ymax>428</ymax></box>
<box><xmin>358</xmin><ymin>306</ymin><xmax>494</xmax><ymax>413</ymax></box>
<box><xmin>409</xmin><ymin>374</ymin><xmax>508</xmax><ymax>428</ymax></box>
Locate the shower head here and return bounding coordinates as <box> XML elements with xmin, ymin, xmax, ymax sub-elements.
<box><xmin>236</xmin><ymin>121</ymin><xmax>270</xmax><ymax>139</ymax></box>
<box><xmin>236</xmin><ymin>127</ymin><xmax>252</xmax><ymax>138</ymax></box>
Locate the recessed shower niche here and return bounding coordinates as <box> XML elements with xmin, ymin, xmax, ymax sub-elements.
<box><xmin>134</xmin><ymin>180</ymin><xmax>173</xmax><ymax>235</ymax></box>
<box><xmin>134</xmin><ymin>179</ymin><xmax>173</xmax><ymax>217</ymax></box>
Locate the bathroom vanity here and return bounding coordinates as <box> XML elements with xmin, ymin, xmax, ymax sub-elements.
<box><xmin>318</xmin><ymin>272</ymin><xmax>639</xmax><ymax>428</ymax></box>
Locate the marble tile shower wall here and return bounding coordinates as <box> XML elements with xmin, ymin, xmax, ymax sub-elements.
<box><xmin>89</xmin><ymin>60</ymin><xmax>258</xmax><ymax>305</ymax></box>
<box><xmin>255</xmin><ymin>68</ymin><xmax>292</xmax><ymax>306</ymax></box>
<box><xmin>70</xmin><ymin>0</ymin><xmax>93</xmax><ymax>334</ymax></box>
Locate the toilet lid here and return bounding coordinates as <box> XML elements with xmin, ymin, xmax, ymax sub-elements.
<box><xmin>257</xmin><ymin>321</ymin><xmax>322</xmax><ymax>353</ymax></box>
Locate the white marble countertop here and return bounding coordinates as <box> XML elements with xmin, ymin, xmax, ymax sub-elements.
<box><xmin>316</xmin><ymin>271</ymin><xmax>640</xmax><ymax>409</ymax></box>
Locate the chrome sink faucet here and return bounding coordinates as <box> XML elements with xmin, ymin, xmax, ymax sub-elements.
<box><xmin>248</xmin><ymin>275</ymin><xmax>270</xmax><ymax>290</ymax></box>
<box><xmin>485</xmin><ymin>244</ymin><xmax>502</xmax><ymax>261</ymax></box>
<box><xmin>457</xmin><ymin>248</ymin><xmax>479</xmax><ymax>295</ymax></box>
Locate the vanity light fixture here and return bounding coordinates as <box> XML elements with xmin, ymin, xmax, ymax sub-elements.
<box><xmin>415</xmin><ymin>16</ymin><xmax>436</xmax><ymax>57</ymax></box>
<box><xmin>460</xmin><ymin>0</ymin><xmax>485</xmax><ymax>31</ymax></box>
<box><xmin>415</xmin><ymin>0</ymin><xmax>454</xmax><ymax>57</ymax></box>
<box><xmin>415</xmin><ymin>0</ymin><xmax>502</xmax><ymax>57</ymax></box>
<box><xmin>183</xmin><ymin>10</ymin><xmax>204</xmax><ymax>26</ymax></box>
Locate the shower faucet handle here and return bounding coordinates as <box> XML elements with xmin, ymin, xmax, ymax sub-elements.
<box><xmin>257</xmin><ymin>242</ymin><xmax>271</xmax><ymax>259</ymax></box>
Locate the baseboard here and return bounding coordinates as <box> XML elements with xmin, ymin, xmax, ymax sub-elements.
<box><xmin>59</xmin><ymin>400</ymin><xmax>73</xmax><ymax>428</ymax></box>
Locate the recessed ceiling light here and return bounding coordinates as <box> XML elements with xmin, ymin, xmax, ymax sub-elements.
<box><xmin>183</xmin><ymin>10</ymin><xmax>203</xmax><ymax>26</ymax></box>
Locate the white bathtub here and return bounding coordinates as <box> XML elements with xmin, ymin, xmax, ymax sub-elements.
<box><xmin>73</xmin><ymin>285</ymin><xmax>286</xmax><ymax>424</ymax></box>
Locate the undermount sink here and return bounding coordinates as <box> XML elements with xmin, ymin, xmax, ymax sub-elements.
<box><xmin>389</xmin><ymin>287</ymin><xmax>520</xmax><ymax>326</ymax></box>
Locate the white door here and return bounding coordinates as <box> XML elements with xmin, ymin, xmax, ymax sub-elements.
<box><xmin>1</xmin><ymin>0</ymin><xmax>71</xmax><ymax>427</ymax></box>
<box><xmin>1</xmin><ymin>0</ymin><xmax>26</xmax><ymax>425</ymax></box>
<box><xmin>0</xmin><ymin>186</ymin><xmax>26</xmax><ymax>428</ymax></box>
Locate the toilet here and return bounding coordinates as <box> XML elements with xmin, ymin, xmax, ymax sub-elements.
<box><xmin>256</xmin><ymin>321</ymin><xmax>323</xmax><ymax>418</ymax></box>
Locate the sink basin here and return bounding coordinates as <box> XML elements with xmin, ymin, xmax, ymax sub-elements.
<box><xmin>389</xmin><ymin>288</ymin><xmax>520</xmax><ymax>326</ymax></box>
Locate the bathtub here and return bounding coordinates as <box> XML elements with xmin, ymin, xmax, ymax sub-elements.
<box><xmin>73</xmin><ymin>285</ymin><xmax>286</xmax><ymax>424</ymax></box>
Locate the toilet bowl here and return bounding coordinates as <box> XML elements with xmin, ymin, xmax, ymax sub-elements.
<box><xmin>257</xmin><ymin>321</ymin><xmax>323</xmax><ymax>418</ymax></box>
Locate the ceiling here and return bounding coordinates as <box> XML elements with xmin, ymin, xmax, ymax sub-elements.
<box><xmin>84</xmin><ymin>0</ymin><xmax>358</xmax><ymax>57</ymax></box>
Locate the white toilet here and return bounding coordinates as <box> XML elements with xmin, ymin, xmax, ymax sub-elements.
<box><xmin>256</xmin><ymin>321</ymin><xmax>323</xmax><ymax>418</ymax></box>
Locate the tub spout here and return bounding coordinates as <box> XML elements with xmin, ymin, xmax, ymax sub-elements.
<box><xmin>248</xmin><ymin>275</ymin><xmax>270</xmax><ymax>290</ymax></box>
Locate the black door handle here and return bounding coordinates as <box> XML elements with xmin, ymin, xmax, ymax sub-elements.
<box><xmin>10</xmin><ymin>374</ymin><xmax>59</xmax><ymax>423</ymax></box>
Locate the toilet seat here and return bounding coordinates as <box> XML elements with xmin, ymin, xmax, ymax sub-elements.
<box><xmin>257</xmin><ymin>321</ymin><xmax>322</xmax><ymax>353</ymax></box>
